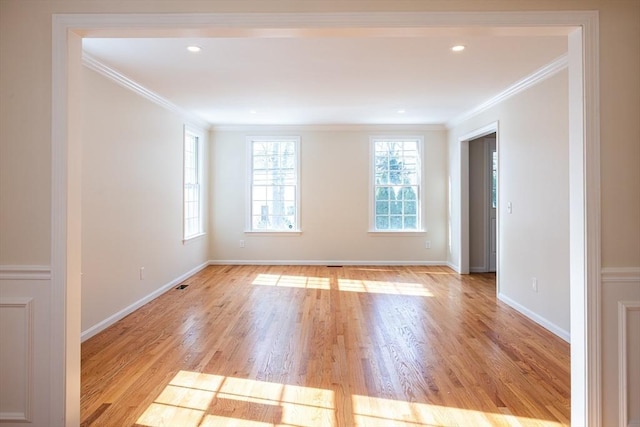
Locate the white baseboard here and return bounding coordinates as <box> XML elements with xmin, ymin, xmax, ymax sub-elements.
<box><xmin>208</xmin><ymin>260</ymin><xmax>448</xmax><ymax>266</ymax></box>
<box><xmin>470</xmin><ymin>266</ymin><xmax>488</xmax><ymax>273</ymax></box>
<box><xmin>81</xmin><ymin>261</ymin><xmax>209</xmax><ymax>342</ymax></box>
<box><xmin>446</xmin><ymin>261</ymin><xmax>460</xmax><ymax>273</ymax></box>
<box><xmin>498</xmin><ymin>292</ymin><xmax>570</xmax><ymax>343</ymax></box>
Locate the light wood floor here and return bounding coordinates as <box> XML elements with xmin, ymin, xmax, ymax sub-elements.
<box><xmin>81</xmin><ymin>265</ymin><xmax>570</xmax><ymax>427</ymax></box>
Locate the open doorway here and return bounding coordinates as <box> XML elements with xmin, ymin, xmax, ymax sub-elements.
<box><xmin>469</xmin><ymin>132</ymin><xmax>497</xmax><ymax>273</ymax></box>
<box><xmin>51</xmin><ymin>11</ymin><xmax>600</xmax><ymax>425</ymax></box>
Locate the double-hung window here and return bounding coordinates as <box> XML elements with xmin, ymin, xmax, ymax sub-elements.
<box><xmin>248</xmin><ymin>137</ymin><xmax>300</xmax><ymax>232</ymax></box>
<box><xmin>183</xmin><ymin>126</ymin><xmax>204</xmax><ymax>240</ymax></box>
<box><xmin>371</xmin><ymin>136</ymin><xmax>423</xmax><ymax>231</ymax></box>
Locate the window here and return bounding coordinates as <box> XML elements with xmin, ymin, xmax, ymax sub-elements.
<box><xmin>183</xmin><ymin>126</ymin><xmax>204</xmax><ymax>240</ymax></box>
<box><xmin>248</xmin><ymin>137</ymin><xmax>300</xmax><ymax>232</ymax></box>
<box><xmin>371</xmin><ymin>136</ymin><xmax>423</xmax><ymax>231</ymax></box>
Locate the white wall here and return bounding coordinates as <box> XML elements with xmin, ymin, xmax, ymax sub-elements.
<box><xmin>210</xmin><ymin>127</ymin><xmax>448</xmax><ymax>263</ymax></box>
<box><xmin>449</xmin><ymin>70</ymin><xmax>570</xmax><ymax>338</ymax></box>
<box><xmin>80</xmin><ymin>68</ymin><xmax>209</xmax><ymax>338</ymax></box>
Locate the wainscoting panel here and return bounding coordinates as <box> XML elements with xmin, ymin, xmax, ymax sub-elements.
<box><xmin>0</xmin><ymin>298</ymin><xmax>33</xmax><ymax>422</ymax></box>
<box><xmin>602</xmin><ymin>267</ymin><xmax>640</xmax><ymax>427</ymax></box>
<box><xmin>0</xmin><ymin>266</ymin><xmax>52</xmax><ymax>426</ymax></box>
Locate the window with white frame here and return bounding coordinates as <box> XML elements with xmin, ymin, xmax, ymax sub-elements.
<box><xmin>371</xmin><ymin>136</ymin><xmax>423</xmax><ymax>231</ymax></box>
<box><xmin>183</xmin><ymin>126</ymin><xmax>204</xmax><ymax>240</ymax></box>
<box><xmin>248</xmin><ymin>137</ymin><xmax>300</xmax><ymax>232</ymax></box>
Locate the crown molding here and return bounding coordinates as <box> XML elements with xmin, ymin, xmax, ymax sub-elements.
<box><xmin>212</xmin><ymin>123</ymin><xmax>445</xmax><ymax>132</ymax></box>
<box><xmin>82</xmin><ymin>53</ymin><xmax>210</xmax><ymax>131</ymax></box>
<box><xmin>447</xmin><ymin>54</ymin><xmax>568</xmax><ymax>129</ymax></box>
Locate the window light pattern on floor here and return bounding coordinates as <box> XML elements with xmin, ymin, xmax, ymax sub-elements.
<box><xmin>136</xmin><ymin>370</ymin><xmax>564</xmax><ymax>427</ymax></box>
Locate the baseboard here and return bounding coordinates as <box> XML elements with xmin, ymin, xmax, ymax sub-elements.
<box><xmin>81</xmin><ymin>261</ymin><xmax>209</xmax><ymax>342</ymax></box>
<box><xmin>498</xmin><ymin>292</ymin><xmax>570</xmax><ymax>343</ymax></box>
<box><xmin>208</xmin><ymin>259</ymin><xmax>449</xmax><ymax>266</ymax></box>
<box><xmin>470</xmin><ymin>266</ymin><xmax>488</xmax><ymax>273</ymax></box>
<box><xmin>446</xmin><ymin>261</ymin><xmax>460</xmax><ymax>273</ymax></box>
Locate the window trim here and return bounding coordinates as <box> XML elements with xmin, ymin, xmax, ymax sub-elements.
<box><xmin>369</xmin><ymin>135</ymin><xmax>425</xmax><ymax>233</ymax></box>
<box><xmin>183</xmin><ymin>125</ymin><xmax>206</xmax><ymax>242</ymax></box>
<box><xmin>245</xmin><ymin>136</ymin><xmax>301</xmax><ymax>233</ymax></box>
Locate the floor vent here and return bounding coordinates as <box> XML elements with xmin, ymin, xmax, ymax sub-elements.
<box><xmin>176</xmin><ymin>284</ymin><xmax>188</xmax><ymax>290</ymax></box>
<box><xmin>327</xmin><ymin>265</ymin><xmax>343</xmax><ymax>268</ymax></box>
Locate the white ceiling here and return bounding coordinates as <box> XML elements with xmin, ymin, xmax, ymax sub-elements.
<box><xmin>82</xmin><ymin>31</ymin><xmax>567</xmax><ymax>126</ymax></box>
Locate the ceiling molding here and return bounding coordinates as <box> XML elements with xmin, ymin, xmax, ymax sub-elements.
<box><xmin>446</xmin><ymin>54</ymin><xmax>568</xmax><ymax>129</ymax></box>
<box><xmin>82</xmin><ymin>53</ymin><xmax>210</xmax><ymax>130</ymax></box>
<box><xmin>212</xmin><ymin>124</ymin><xmax>445</xmax><ymax>132</ymax></box>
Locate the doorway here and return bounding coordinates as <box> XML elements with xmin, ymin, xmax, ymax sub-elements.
<box><xmin>469</xmin><ymin>132</ymin><xmax>497</xmax><ymax>273</ymax></box>
<box><xmin>51</xmin><ymin>11</ymin><xmax>600</xmax><ymax>426</ymax></box>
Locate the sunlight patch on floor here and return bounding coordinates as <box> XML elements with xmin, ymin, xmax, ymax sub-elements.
<box><xmin>251</xmin><ymin>273</ymin><xmax>434</xmax><ymax>296</ymax></box>
<box><xmin>136</xmin><ymin>370</ymin><xmax>335</xmax><ymax>427</ymax></box>
<box><xmin>338</xmin><ymin>279</ymin><xmax>434</xmax><ymax>296</ymax></box>
<box><xmin>351</xmin><ymin>394</ymin><xmax>564</xmax><ymax>427</ymax></box>
<box><xmin>137</xmin><ymin>371</ymin><xmax>564</xmax><ymax>427</ymax></box>
<box><xmin>252</xmin><ymin>274</ymin><xmax>330</xmax><ymax>289</ymax></box>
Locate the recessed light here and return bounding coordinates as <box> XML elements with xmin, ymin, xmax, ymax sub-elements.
<box><xmin>451</xmin><ymin>45</ymin><xmax>465</xmax><ymax>52</ymax></box>
<box><xmin>187</xmin><ymin>46</ymin><xmax>201</xmax><ymax>53</ymax></box>
<box><xmin>250</xmin><ymin>110</ymin><xmax>258</xmax><ymax>114</ymax></box>
<box><xmin>397</xmin><ymin>109</ymin><xmax>406</xmax><ymax>114</ymax></box>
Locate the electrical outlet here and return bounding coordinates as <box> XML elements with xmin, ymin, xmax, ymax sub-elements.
<box><xmin>140</xmin><ymin>267</ymin><xmax>145</xmax><ymax>280</ymax></box>
<box><xmin>425</xmin><ymin>240</ymin><xmax>431</xmax><ymax>249</ymax></box>
<box><xmin>239</xmin><ymin>240</ymin><xmax>245</xmax><ymax>248</ymax></box>
<box><xmin>532</xmin><ymin>277</ymin><xmax>538</xmax><ymax>292</ymax></box>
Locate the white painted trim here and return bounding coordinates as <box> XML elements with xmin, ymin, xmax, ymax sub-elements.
<box><xmin>458</xmin><ymin>121</ymin><xmax>500</xmax><ymax>276</ymax></box>
<box><xmin>446</xmin><ymin>261</ymin><xmax>461</xmax><ymax>273</ymax></box>
<box><xmin>214</xmin><ymin>124</ymin><xmax>446</xmax><ymax>132</ymax></box>
<box><xmin>618</xmin><ymin>301</ymin><xmax>640</xmax><ymax>427</ymax></box>
<box><xmin>0</xmin><ymin>265</ymin><xmax>51</xmax><ymax>280</ymax></box>
<box><xmin>81</xmin><ymin>262</ymin><xmax>209</xmax><ymax>342</ymax></box>
<box><xmin>82</xmin><ymin>53</ymin><xmax>210</xmax><ymax>131</ymax></box>
<box><xmin>498</xmin><ymin>292</ymin><xmax>570</xmax><ymax>343</ymax></box>
<box><xmin>0</xmin><ymin>298</ymin><xmax>33</xmax><ymax>422</ymax></box>
<box><xmin>602</xmin><ymin>267</ymin><xmax>640</xmax><ymax>283</ymax></box>
<box><xmin>209</xmin><ymin>260</ymin><xmax>448</xmax><ymax>267</ymax></box>
<box><xmin>447</xmin><ymin>54</ymin><xmax>568</xmax><ymax>128</ymax></box>
<box><xmin>469</xmin><ymin>266</ymin><xmax>488</xmax><ymax>273</ymax></box>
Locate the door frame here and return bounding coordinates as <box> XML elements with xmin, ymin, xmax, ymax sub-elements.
<box><xmin>51</xmin><ymin>10</ymin><xmax>601</xmax><ymax>426</ymax></box>
<box><xmin>460</xmin><ymin>123</ymin><xmax>499</xmax><ymax>276</ymax></box>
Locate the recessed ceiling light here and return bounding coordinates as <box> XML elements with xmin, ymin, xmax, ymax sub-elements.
<box><xmin>250</xmin><ymin>110</ymin><xmax>258</xmax><ymax>114</ymax></box>
<box><xmin>187</xmin><ymin>46</ymin><xmax>201</xmax><ymax>53</ymax></box>
<box><xmin>397</xmin><ymin>109</ymin><xmax>406</xmax><ymax>114</ymax></box>
<box><xmin>451</xmin><ymin>45</ymin><xmax>465</xmax><ymax>52</ymax></box>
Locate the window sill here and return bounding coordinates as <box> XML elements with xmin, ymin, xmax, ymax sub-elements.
<box><xmin>244</xmin><ymin>230</ymin><xmax>302</xmax><ymax>236</ymax></box>
<box><xmin>368</xmin><ymin>230</ymin><xmax>426</xmax><ymax>236</ymax></box>
<box><xmin>183</xmin><ymin>232</ymin><xmax>206</xmax><ymax>244</ymax></box>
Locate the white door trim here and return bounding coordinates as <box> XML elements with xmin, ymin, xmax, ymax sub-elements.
<box><xmin>51</xmin><ymin>10</ymin><xmax>601</xmax><ymax>426</ymax></box>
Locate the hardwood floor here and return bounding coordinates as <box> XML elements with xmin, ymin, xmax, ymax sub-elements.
<box><xmin>81</xmin><ymin>265</ymin><xmax>570</xmax><ymax>426</ymax></box>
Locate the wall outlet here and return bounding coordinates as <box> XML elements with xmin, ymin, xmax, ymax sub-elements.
<box><xmin>532</xmin><ymin>277</ymin><xmax>538</xmax><ymax>292</ymax></box>
<box><xmin>425</xmin><ymin>240</ymin><xmax>431</xmax><ymax>249</ymax></box>
<box><xmin>140</xmin><ymin>267</ymin><xmax>145</xmax><ymax>280</ymax></box>
<box><xmin>239</xmin><ymin>240</ymin><xmax>245</xmax><ymax>248</ymax></box>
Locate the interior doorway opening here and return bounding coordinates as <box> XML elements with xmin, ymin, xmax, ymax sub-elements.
<box><xmin>469</xmin><ymin>132</ymin><xmax>497</xmax><ymax>274</ymax></box>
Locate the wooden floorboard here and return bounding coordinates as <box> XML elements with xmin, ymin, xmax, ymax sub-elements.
<box><xmin>81</xmin><ymin>265</ymin><xmax>570</xmax><ymax>426</ymax></box>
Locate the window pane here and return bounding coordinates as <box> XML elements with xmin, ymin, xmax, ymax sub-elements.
<box><xmin>404</xmin><ymin>201</ymin><xmax>416</xmax><ymax>215</ymax></box>
<box><xmin>372</xmin><ymin>138</ymin><xmax>422</xmax><ymax>231</ymax></box>
<box><xmin>250</xmin><ymin>139</ymin><xmax>299</xmax><ymax>231</ymax></box>
<box><xmin>375</xmin><ymin>201</ymin><xmax>389</xmax><ymax>215</ymax></box>
<box><xmin>404</xmin><ymin>216</ymin><xmax>417</xmax><ymax>229</ymax></box>
<box><xmin>376</xmin><ymin>216</ymin><xmax>389</xmax><ymax>230</ymax></box>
